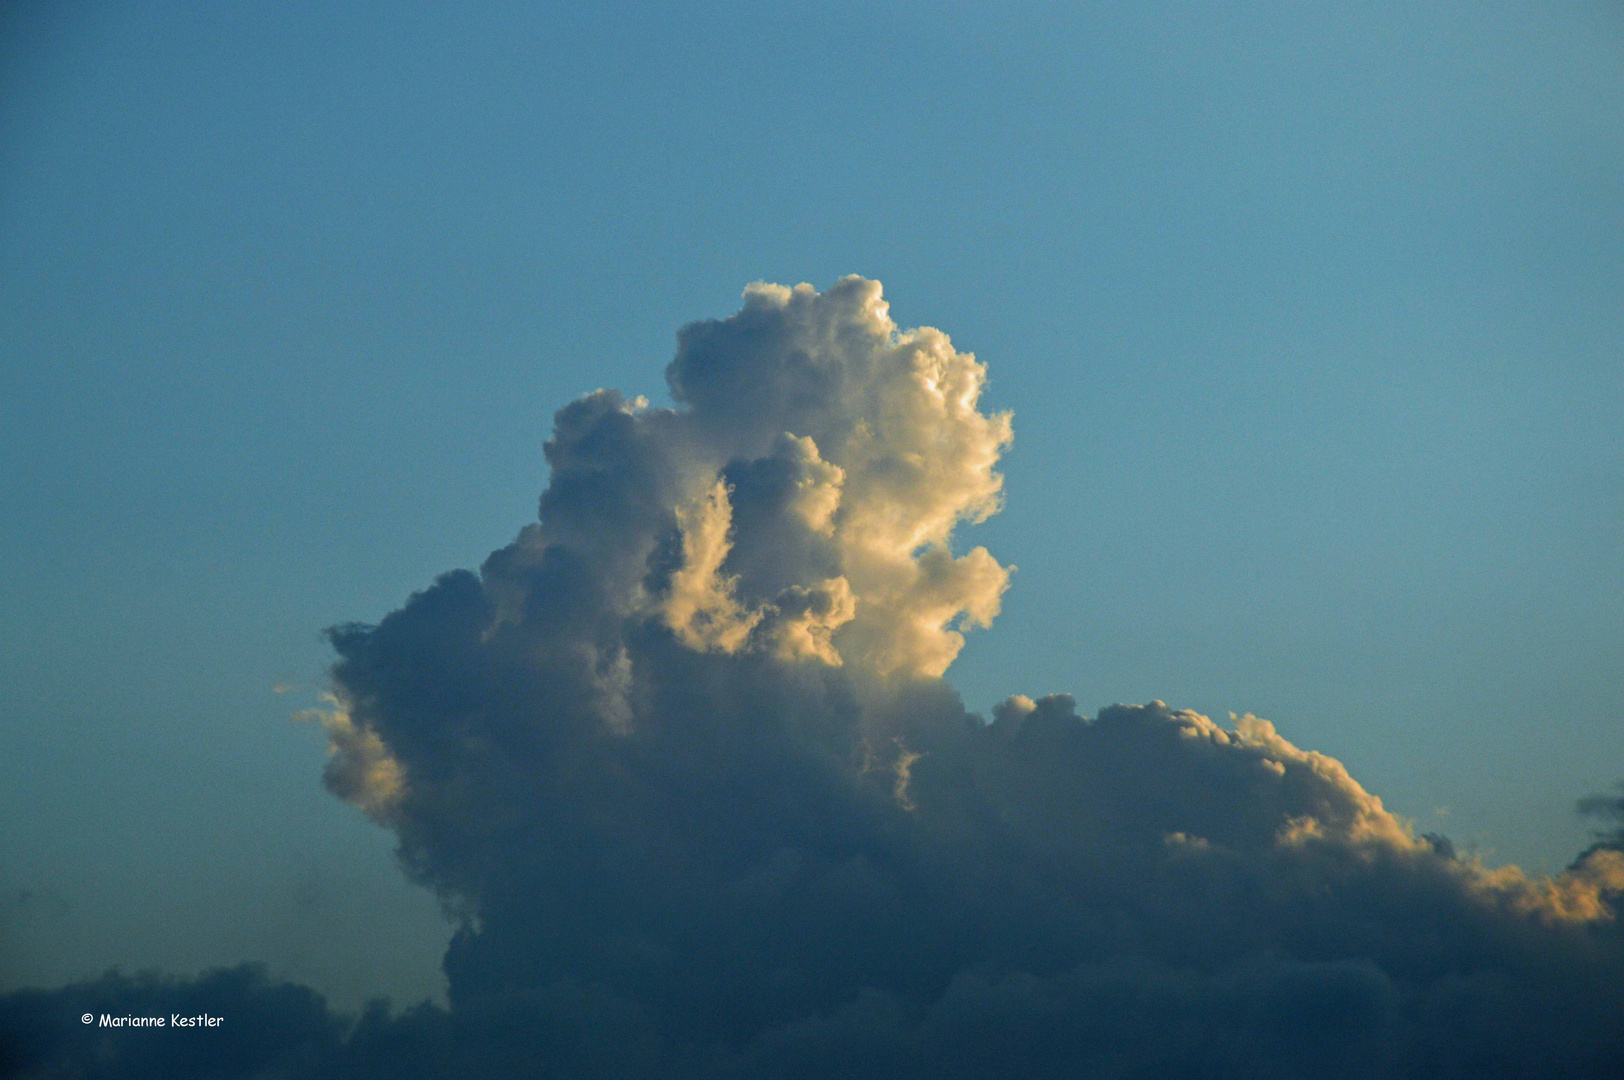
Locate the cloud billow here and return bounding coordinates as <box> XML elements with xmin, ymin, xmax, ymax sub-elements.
<box><xmin>7</xmin><ymin>278</ymin><xmax>1623</xmax><ymax>1078</ymax></box>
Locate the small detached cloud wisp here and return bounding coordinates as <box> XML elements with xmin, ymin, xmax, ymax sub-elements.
<box><xmin>5</xmin><ymin>278</ymin><xmax>1623</xmax><ymax>1079</ymax></box>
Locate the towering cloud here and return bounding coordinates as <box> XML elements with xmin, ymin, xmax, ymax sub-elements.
<box><xmin>7</xmin><ymin>279</ymin><xmax>1622</xmax><ymax>1078</ymax></box>
<box><xmin>315</xmin><ymin>276</ymin><xmax>1022</xmax><ymax>1035</ymax></box>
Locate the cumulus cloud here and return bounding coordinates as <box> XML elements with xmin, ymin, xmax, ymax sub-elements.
<box><xmin>0</xmin><ymin>966</ymin><xmax>340</xmax><ymax>1080</ymax></box>
<box><xmin>9</xmin><ymin>278</ymin><xmax>1623</xmax><ymax>1078</ymax></box>
<box><xmin>658</xmin><ymin>277</ymin><xmax>1014</xmax><ymax>677</ymax></box>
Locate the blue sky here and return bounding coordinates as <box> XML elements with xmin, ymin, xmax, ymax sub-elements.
<box><xmin>3</xmin><ymin>0</ymin><xmax>1622</xmax><ymax>1011</ymax></box>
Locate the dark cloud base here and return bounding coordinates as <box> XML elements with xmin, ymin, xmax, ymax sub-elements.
<box><xmin>7</xmin><ymin>817</ymin><xmax>1624</xmax><ymax>1080</ymax></box>
<box><xmin>8</xmin><ymin>702</ymin><xmax>1621</xmax><ymax>1080</ymax></box>
<box><xmin>7</xmin><ymin>281</ymin><xmax>1622</xmax><ymax>1079</ymax></box>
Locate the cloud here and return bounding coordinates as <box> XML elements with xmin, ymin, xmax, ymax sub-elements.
<box><xmin>0</xmin><ymin>966</ymin><xmax>340</xmax><ymax>1080</ymax></box>
<box><xmin>656</xmin><ymin>276</ymin><xmax>1014</xmax><ymax>678</ymax></box>
<box><xmin>297</xmin><ymin>694</ymin><xmax>405</xmax><ymax>826</ymax></box>
<box><xmin>8</xmin><ymin>279</ymin><xmax>1623</xmax><ymax>1078</ymax></box>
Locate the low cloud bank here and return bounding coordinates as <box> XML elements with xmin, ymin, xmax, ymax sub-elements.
<box><xmin>6</xmin><ymin>280</ymin><xmax>1622</xmax><ymax>1078</ymax></box>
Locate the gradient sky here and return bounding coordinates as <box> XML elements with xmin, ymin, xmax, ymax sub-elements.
<box><xmin>3</xmin><ymin>0</ymin><xmax>1622</xmax><ymax>1011</ymax></box>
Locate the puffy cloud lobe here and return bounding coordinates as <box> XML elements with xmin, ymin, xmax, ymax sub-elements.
<box><xmin>299</xmin><ymin>694</ymin><xmax>403</xmax><ymax>825</ymax></box>
<box><xmin>1580</xmin><ymin>784</ymin><xmax>1624</xmax><ymax>854</ymax></box>
<box><xmin>12</xmin><ymin>280</ymin><xmax>1622</xmax><ymax>1078</ymax></box>
<box><xmin>665</xmin><ymin>278</ymin><xmax>1014</xmax><ymax>677</ymax></box>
